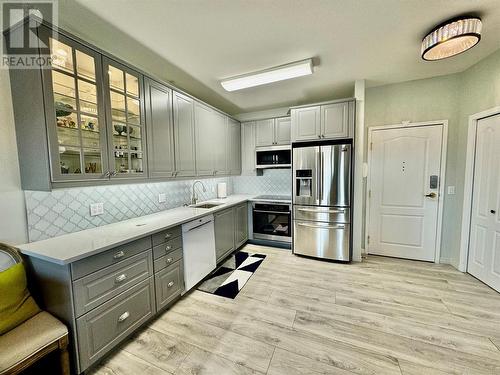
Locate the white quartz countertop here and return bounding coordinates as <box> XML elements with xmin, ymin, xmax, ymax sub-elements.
<box><xmin>18</xmin><ymin>194</ymin><xmax>256</xmax><ymax>265</ymax></box>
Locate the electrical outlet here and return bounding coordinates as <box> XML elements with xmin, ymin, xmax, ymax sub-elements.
<box><xmin>90</xmin><ymin>202</ymin><xmax>104</xmax><ymax>216</ymax></box>
<box><xmin>447</xmin><ymin>186</ymin><xmax>455</xmax><ymax>195</ymax></box>
<box><xmin>158</xmin><ymin>193</ymin><xmax>167</xmax><ymax>203</ymax></box>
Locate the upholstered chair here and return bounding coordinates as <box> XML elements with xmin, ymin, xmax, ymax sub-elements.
<box><xmin>0</xmin><ymin>243</ymin><xmax>70</xmax><ymax>375</ymax></box>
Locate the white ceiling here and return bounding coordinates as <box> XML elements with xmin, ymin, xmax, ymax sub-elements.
<box><xmin>65</xmin><ymin>0</ymin><xmax>500</xmax><ymax>114</ymax></box>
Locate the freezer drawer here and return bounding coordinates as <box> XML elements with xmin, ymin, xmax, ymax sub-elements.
<box><xmin>293</xmin><ymin>220</ymin><xmax>350</xmax><ymax>261</ymax></box>
<box><xmin>294</xmin><ymin>205</ymin><xmax>350</xmax><ymax>223</ymax></box>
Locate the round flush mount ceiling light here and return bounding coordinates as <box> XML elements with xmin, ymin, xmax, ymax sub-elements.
<box><xmin>421</xmin><ymin>17</ymin><xmax>482</xmax><ymax>61</ymax></box>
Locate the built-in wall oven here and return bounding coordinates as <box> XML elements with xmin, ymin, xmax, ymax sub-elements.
<box><xmin>251</xmin><ymin>198</ymin><xmax>292</xmax><ymax>243</ymax></box>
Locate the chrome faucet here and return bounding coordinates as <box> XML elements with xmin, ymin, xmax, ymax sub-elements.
<box><xmin>190</xmin><ymin>180</ymin><xmax>207</xmax><ymax>205</ymax></box>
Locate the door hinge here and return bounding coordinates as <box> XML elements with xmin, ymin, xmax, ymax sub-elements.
<box><xmin>370</xmin><ymin>142</ymin><xmax>373</xmax><ymax>151</ymax></box>
<box><xmin>367</xmin><ymin>235</ymin><xmax>370</xmax><ymax>245</ymax></box>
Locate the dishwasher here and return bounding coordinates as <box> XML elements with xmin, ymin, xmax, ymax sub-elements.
<box><xmin>182</xmin><ymin>214</ymin><xmax>216</xmax><ymax>292</ymax></box>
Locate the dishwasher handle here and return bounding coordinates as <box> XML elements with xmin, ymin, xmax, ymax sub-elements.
<box><xmin>185</xmin><ymin>220</ymin><xmax>212</xmax><ymax>232</ymax></box>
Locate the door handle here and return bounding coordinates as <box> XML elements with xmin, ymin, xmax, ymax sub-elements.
<box><xmin>425</xmin><ymin>192</ymin><xmax>437</xmax><ymax>198</ymax></box>
<box><xmin>297</xmin><ymin>207</ymin><xmax>345</xmax><ymax>214</ymax></box>
<box><xmin>491</xmin><ymin>210</ymin><xmax>497</xmax><ymax>214</ymax></box>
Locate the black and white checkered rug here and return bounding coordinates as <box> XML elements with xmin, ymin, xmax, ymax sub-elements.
<box><xmin>197</xmin><ymin>251</ymin><xmax>266</xmax><ymax>299</ymax></box>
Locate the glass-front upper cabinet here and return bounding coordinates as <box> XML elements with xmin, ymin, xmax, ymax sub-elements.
<box><xmin>42</xmin><ymin>30</ymin><xmax>109</xmax><ymax>182</ymax></box>
<box><xmin>103</xmin><ymin>57</ymin><xmax>147</xmax><ymax>178</ymax></box>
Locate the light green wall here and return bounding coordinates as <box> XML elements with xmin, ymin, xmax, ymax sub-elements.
<box><xmin>365</xmin><ymin>48</ymin><xmax>500</xmax><ymax>267</ymax></box>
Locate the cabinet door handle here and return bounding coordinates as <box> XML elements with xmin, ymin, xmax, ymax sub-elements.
<box><xmin>165</xmin><ymin>233</ymin><xmax>171</xmax><ymax>239</ymax></box>
<box><xmin>165</xmin><ymin>245</ymin><xmax>172</xmax><ymax>251</ymax></box>
<box><xmin>166</xmin><ymin>257</ymin><xmax>173</xmax><ymax>264</ymax></box>
<box><xmin>318</xmin><ymin>135</ymin><xmax>321</xmax><ymax>139</ymax></box>
<box><xmin>115</xmin><ymin>274</ymin><xmax>127</xmax><ymax>283</ymax></box>
<box><xmin>118</xmin><ymin>311</ymin><xmax>130</xmax><ymax>322</ymax></box>
<box><xmin>103</xmin><ymin>171</ymin><xmax>110</xmax><ymax>178</ymax></box>
<box><xmin>167</xmin><ymin>281</ymin><xmax>175</xmax><ymax>288</ymax></box>
<box><xmin>113</xmin><ymin>251</ymin><xmax>125</xmax><ymax>259</ymax></box>
<box><xmin>110</xmin><ymin>171</ymin><xmax>117</xmax><ymax>177</ymax></box>
<box><xmin>491</xmin><ymin>210</ymin><xmax>497</xmax><ymax>214</ymax></box>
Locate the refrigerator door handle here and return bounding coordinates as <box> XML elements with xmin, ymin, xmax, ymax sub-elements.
<box><xmin>297</xmin><ymin>222</ymin><xmax>346</xmax><ymax>230</ymax></box>
<box><xmin>317</xmin><ymin>150</ymin><xmax>322</xmax><ymax>203</ymax></box>
<box><xmin>320</xmin><ymin>150</ymin><xmax>324</xmax><ymax>202</ymax></box>
<box><xmin>297</xmin><ymin>207</ymin><xmax>346</xmax><ymax>214</ymax></box>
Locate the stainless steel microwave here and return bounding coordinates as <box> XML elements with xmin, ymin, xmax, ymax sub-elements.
<box><xmin>255</xmin><ymin>145</ymin><xmax>291</xmax><ymax>169</ymax></box>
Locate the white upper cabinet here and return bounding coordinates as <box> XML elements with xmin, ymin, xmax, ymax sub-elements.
<box><xmin>241</xmin><ymin>122</ymin><xmax>256</xmax><ymax>175</ymax></box>
<box><xmin>292</xmin><ymin>106</ymin><xmax>321</xmax><ymax>141</ymax></box>
<box><xmin>321</xmin><ymin>102</ymin><xmax>349</xmax><ymax>139</ymax></box>
<box><xmin>227</xmin><ymin>118</ymin><xmax>241</xmax><ymax>175</ymax></box>
<box><xmin>194</xmin><ymin>102</ymin><xmax>215</xmax><ymax>176</ymax></box>
<box><xmin>145</xmin><ymin>79</ymin><xmax>174</xmax><ymax>179</ymax></box>
<box><xmin>275</xmin><ymin>117</ymin><xmax>291</xmax><ymax>145</ymax></box>
<box><xmin>173</xmin><ymin>91</ymin><xmax>196</xmax><ymax>177</ymax></box>
<box><xmin>255</xmin><ymin>117</ymin><xmax>291</xmax><ymax>146</ymax></box>
<box><xmin>291</xmin><ymin>100</ymin><xmax>354</xmax><ymax>142</ymax></box>
<box><xmin>255</xmin><ymin>119</ymin><xmax>275</xmax><ymax>146</ymax></box>
<box><xmin>213</xmin><ymin>111</ymin><xmax>228</xmax><ymax>175</ymax></box>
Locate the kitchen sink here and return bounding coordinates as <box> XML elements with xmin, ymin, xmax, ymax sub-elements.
<box><xmin>191</xmin><ymin>202</ymin><xmax>223</xmax><ymax>209</ymax></box>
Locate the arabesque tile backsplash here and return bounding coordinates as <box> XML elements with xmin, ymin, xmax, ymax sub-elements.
<box><xmin>25</xmin><ymin>169</ymin><xmax>291</xmax><ymax>242</ymax></box>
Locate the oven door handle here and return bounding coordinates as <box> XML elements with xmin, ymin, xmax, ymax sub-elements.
<box><xmin>253</xmin><ymin>209</ymin><xmax>291</xmax><ymax>215</ymax></box>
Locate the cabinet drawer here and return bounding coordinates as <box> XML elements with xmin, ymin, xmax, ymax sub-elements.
<box><xmin>154</xmin><ymin>248</ymin><xmax>183</xmax><ymax>272</ymax></box>
<box><xmin>155</xmin><ymin>261</ymin><xmax>183</xmax><ymax>311</ymax></box>
<box><xmin>76</xmin><ymin>277</ymin><xmax>155</xmax><ymax>371</ymax></box>
<box><xmin>71</xmin><ymin>237</ymin><xmax>152</xmax><ymax>280</ymax></box>
<box><xmin>152</xmin><ymin>236</ymin><xmax>182</xmax><ymax>260</ymax></box>
<box><xmin>73</xmin><ymin>251</ymin><xmax>153</xmax><ymax>317</ymax></box>
<box><xmin>152</xmin><ymin>226</ymin><xmax>182</xmax><ymax>246</ymax></box>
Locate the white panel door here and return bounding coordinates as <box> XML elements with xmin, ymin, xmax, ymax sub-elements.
<box><xmin>468</xmin><ymin>114</ymin><xmax>500</xmax><ymax>292</ymax></box>
<box><xmin>368</xmin><ymin>125</ymin><xmax>443</xmax><ymax>261</ymax></box>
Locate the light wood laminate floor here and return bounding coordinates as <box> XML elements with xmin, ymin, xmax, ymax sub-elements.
<box><xmin>90</xmin><ymin>244</ymin><xmax>500</xmax><ymax>375</ymax></box>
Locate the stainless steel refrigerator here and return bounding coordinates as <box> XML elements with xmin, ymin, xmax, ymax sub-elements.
<box><xmin>292</xmin><ymin>142</ymin><xmax>352</xmax><ymax>261</ymax></box>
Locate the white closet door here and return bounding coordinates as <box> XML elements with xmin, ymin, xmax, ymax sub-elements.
<box><xmin>468</xmin><ymin>114</ymin><xmax>500</xmax><ymax>292</ymax></box>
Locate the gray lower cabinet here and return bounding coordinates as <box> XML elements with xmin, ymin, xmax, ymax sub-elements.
<box><xmin>145</xmin><ymin>78</ymin><xmax>175</xmax><ymax>178</ymax></box>
<box><xmin>215</xmin><ymin>208</ymin><xmax>235</xmax><ymax>262</ymax></box>
<box><xmin>235</xmin><ymin>203</ymin><xmax>249</xmax><ymax>247</ymax></box>
<box><xmin>173</xmin><ymin>91</ymin><xmax>196</xmax><ymax>177</ymax></box>
<box><xmin>155</xmin><ymin>261</ymin><xmax>183</xmax><ymax>311</ymax></box>
<box><xmin>25</xmin><ymin>226</ymin><xmax>186</xmax><ymax>374</ymax></box>
<box><xmin>215</xmin><ymin>203</ymin><xmax>249</xmax><ymax>263</ymax></box>
<box><xmin>76</xmin><ymin>277</ymin><xmax>155</xmax><ymax>371</ymax></box>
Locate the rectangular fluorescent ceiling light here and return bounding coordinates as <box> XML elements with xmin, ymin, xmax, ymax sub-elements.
<box><xmin>221</xmin><ymin>59</ymin><xmax>313</xmax><ymax>92</ymax></box>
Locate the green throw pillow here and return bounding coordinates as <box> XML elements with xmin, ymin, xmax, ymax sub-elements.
<box><xmin>0</xmin><ymin>262</ymin><xmax>41</xmax><ymax>335</ymax></box>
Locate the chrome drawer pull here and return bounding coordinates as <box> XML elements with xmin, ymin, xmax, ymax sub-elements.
<box><xmin>165</xmin><ymin>245</ymin><xmax>172</xmax><ymax>251</ymax></box>
<box><xmin>164</xmin><ymin>233</ymin><xmax>171</xmax><ymax>239</ymax></box>
<box><xmin>115</xmin><ymin>274</ymin><xmax>127</xmax><ymax>283</ymax></box>
<box><xmin>167</xmin><ymin>281</ymin><xmax>175</xmax><ymax>288</ymax></box>
<box><xmin>118</xmin><ymin>311</ymin><xmax>130</xmax><ymax>322</ymax></box>
<box><xmin>113</xmin><ymin>251</ymin><xmax>125</xmax><ymax>259</ymax></box>
<box><xmin>166</xmin><ymin>257</ymin><xmax>173</xmax><ymax>264</ymax></box>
